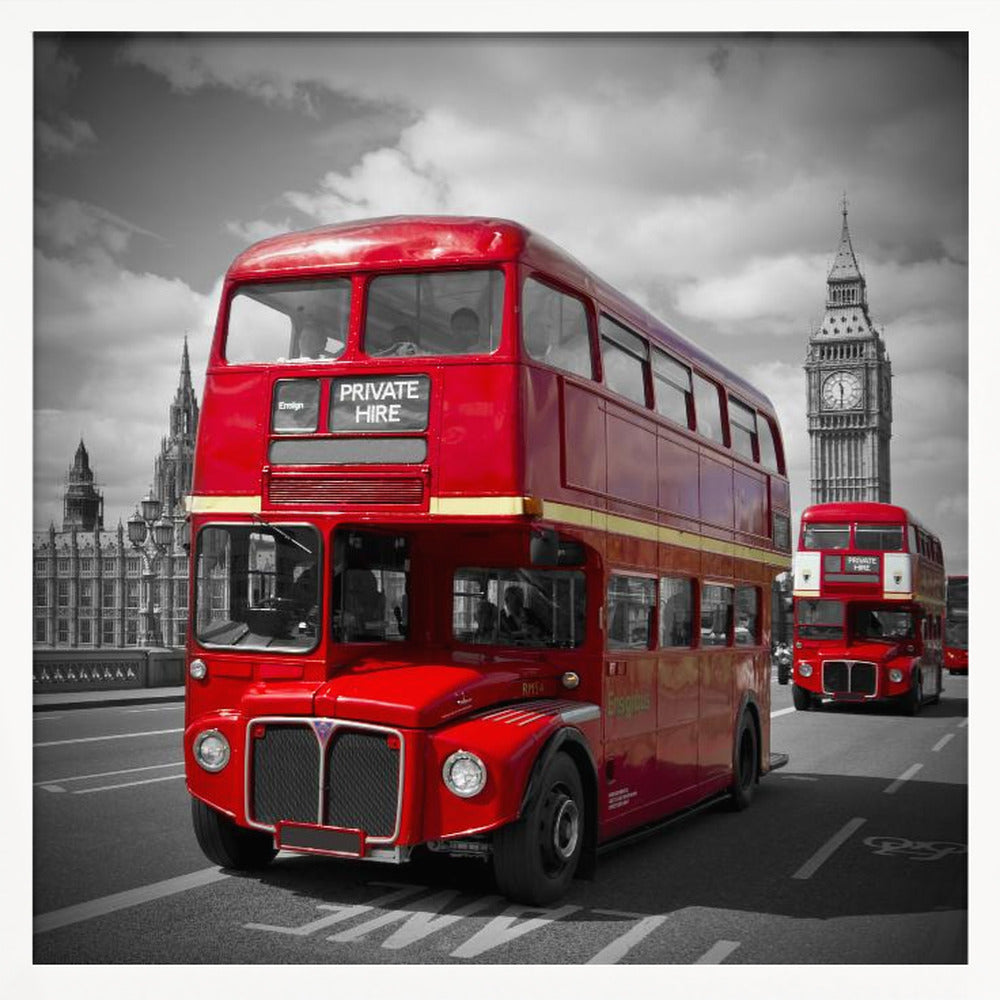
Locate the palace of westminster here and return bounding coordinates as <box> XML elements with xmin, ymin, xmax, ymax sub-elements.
<box><xmin>32</xmin><ymin>205</ymin><xmax>892</xmax><ymax>649</ymax></box>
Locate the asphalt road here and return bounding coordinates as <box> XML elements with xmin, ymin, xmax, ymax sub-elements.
<box><xmin>33</xmin><ymin>674</ymin><xmax>968</xmax><ymax>965</ymax></box>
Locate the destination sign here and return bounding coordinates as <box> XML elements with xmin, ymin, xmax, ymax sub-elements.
<box><xmin>330</xmin><ymin>375</ymin><xmax>430</xmax><ymax>432</ymax></box>
<box><xmin>845</xmin><ymin>555</ymin><xmax>880</xmax><ymax>574</ymax></box>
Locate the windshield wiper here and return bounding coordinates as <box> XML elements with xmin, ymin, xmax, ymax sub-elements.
<box><xmin>251</xmin><ymin>512</ymin><xmax>312</xmax><ymax>554</ymax></box>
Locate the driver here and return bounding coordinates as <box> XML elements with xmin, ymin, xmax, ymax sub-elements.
<box><xmin>499</xmin><ymin>586</ymin><xmax>545</xmax><ymax>641</ymax></box>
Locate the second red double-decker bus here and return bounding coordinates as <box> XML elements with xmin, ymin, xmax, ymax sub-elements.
<box><xmin>945</xmin><ymin>575</ymin><xmax>968</xmax><ymax>674</ymax></box>
<box><xmin>791</xmin><ymin>502</ymin><xmax>945</xmax><ymax>713</ymax></box>
<box><xmin>183</xmin><ymin>215</ymin><xmax>791</xmax><ymax>904</ymax></box>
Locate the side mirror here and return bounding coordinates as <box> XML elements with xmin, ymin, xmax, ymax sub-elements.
<box><xmin>530</xmin><ymin>528</ymin><xmax>559</xmax><ymax>566</ymax></box>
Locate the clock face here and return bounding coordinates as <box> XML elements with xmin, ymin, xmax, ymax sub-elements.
<box><xmin>822</xmin><ymin>371</ymin><xmax>862</xmax><ymax>410</ymax></box>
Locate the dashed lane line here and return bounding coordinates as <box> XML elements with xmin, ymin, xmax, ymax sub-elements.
<box><xmin>34</xmin><ymin>727</ymin><xmax>183</xmax><ymax>749</ymax></box>
<box><xmin>957</xmin><ymin>718</ymin><xmax>969</xmax><ymax>728</ymax></box>
<box><xmin>34</xmin><ymin>866</ymin><xmax>229</xmax><ymax>934</ymax></box>
<box><xmin>884</xmin><ymin>763</ymin><xmax>923</xmax><ymax>795</ymax></box>
<box><xmin>932</xmin><ymin>734</ymin><xmax>955</xmax><ymax>753</ymax></box>
<box><xmin>586</xmin><ymin>913</ymin><xmax>668</xmax><ymax>964</ymax></box>
<box><xmin>792</xmin><ymin>817</ymin><xmax>867</xmax><ymax>880</ymax></box>
<box><xmin>122</xmin><ymin>705</ymin><xmax>184</xmax><ymax>714</ymax></box>
<box><xmin>74</xmin><ymin>773</ymin><xmax>187</xmax><ymax>794</ymax></box>
<box><xmin>34</xmin><ymin>760</ymin><xmax>184</xmax><ymax>787</ymax></box>
<box><xmin>695</xmin><ymin>940</ymin><xmax>740</xmax><ymax>964</ymax></box>
<box><xmin>771</xmin><ymin>707</ymin><xmax>796</xmax><ymax>718</ymax></box>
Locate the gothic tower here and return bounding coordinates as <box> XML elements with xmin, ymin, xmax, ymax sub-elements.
<box><xmin>152</xmin><ymin>337</ymin><xmax>200</xmax><ymax>516</ymax></box>
<box><xmin>805</xmin><ymin>199</ymin><xmax>892</xmax><ymax>503</ymax></box>
<box><xmin>62</xmin><ymin>438</ymin><xmax>104</xmax><ymax>531</ymax></box>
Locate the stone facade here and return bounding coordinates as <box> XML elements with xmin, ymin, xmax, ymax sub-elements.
<box><xmin>805</xmin><ymin>202</ymin><xmax>892</xmax><ymax>503</ymax></box>
<box><xmin>33</xmin><ymin>340</ymin><xmax>199</xmax><ymax>649</ymax></box>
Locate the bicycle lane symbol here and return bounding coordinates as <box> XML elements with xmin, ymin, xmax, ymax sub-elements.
<box><xmin>863</xmin><ymin>836</ymin><xmax>967</xmax><ymax>862</ymax></box>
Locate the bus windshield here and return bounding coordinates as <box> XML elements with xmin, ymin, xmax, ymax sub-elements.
<box><xmin>851</xmin><ymin>606</ymin><xmax>914</xmax><ymax>641</ymax></box>
<box><xmin>363</xmin><ymin>269</ymin><xmax>504</xmax><ymax>357</ymax></box>
<box><xmin>453</xmin><ymin>568</ymin><xmax>586</xmax><ymax>648</ymax></box>
<box><xmin>854</xmin><ymin>524</ymin><xmax>904</xmax><ymax>551</ymax></box>
<box><xmin>195</xmin><ymin>524</ymin><xmax>320</xmax><ymax>651</ymax></box>
<box><xmin>802</xmin><ymin>523</ymin><xmax>850</xmax><ymax>550</ymax></box>
<box><xmin>796</xmin><ymin>599</ymin><xmax>843</xmax><ymax>638</ymax></box>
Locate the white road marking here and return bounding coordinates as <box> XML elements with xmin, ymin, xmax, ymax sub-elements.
<box><xmin>884</xmin><ymin>763</ymin><xmax>923</xmax><ymax>795</ymax></box>
<box><xmin>957</xmin><ymin>718</ymin><xmax>969</xmax><ymax>728</ymax></box>
<box><xmin>450</xmin><ymin>903</ymin><xmax>580</xmax><ymax>959</ymax></box>
<box><xmin>122</xmin><ymin>705</ymin><xmax>184</xmax><ymax>714</ymax></box>
<box><xmin>41</xmin><ymin>785</ymin><xmax>66</xmax><ymax>793</ymax></box>
<box><xmin>587</xmin><ymin>913</ymin><xmax>668</xmax><ymax>964</ymax></box>
<box><xmin>771</xmin><ymin>707</ymin><xmax>796</xmax><ymax>718</ymax></box>
<box><xmin>932</xmin><ymin>734</ymin><xmax>955</xmax><ymax>753</ymax></box>
<box><xmin>778</xmin><ymin>774</ymin><xmax>819</xmax><ymax>782</ymax></box>
<box><xmin>695</xmin><ymin>939</ymin><xmax>740</xmax><ymax>964</ymax></box>
<box><xmin>34</xmin><ymin>761</ymin><xmax>184</xmax><ymax>787</ymax></box>
<box><xmin>792</xmin><ymin>816</ymin><xmax>867</xmax><ymax>880</ymax></box>
<box><xmin>74</xmin><ymin>773</ymin><xmax>186</xmax><ymax>794</ymax></box>
<box><xmin>34</xmin><ymin>727</ymin><xmax>183</xmax><ymax>749</ymax></box>
<box><xmin>33</xmin><ymin>715</ymin><xmax>64</xmax><ymax>722</ymax></box>
<box><xmin>330</xmin><ymin>889</ymin><xmax>501</xmax><ymax>947</ymax></box>
<box><xmin>34</xmin><ymin>866</ymin><xmax>229</xmax><ymax>934</ymax></box>
<box><xmin>245</xmin><ymin>885</ymin><xmax>426</xmax><ymax>937</ymax></box>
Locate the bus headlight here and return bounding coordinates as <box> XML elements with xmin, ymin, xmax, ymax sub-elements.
<box><xmin>193</xmin><ymin>729</ymin><xmax>230</xmax><ymax>772</ymax></box>
<box><xmin>442</xmin><ymin>750</ymin><xmax>487</xmax><ymax>798</ymax></box>
<box><xmin>189</xmin><ymin>658</ymin><xmax>207</xmax><ymax>680</ymax></box>
<box><xmin>798</xmin><ymin>662</ymin><xmax>813</xmax><ymax>678</ymax></box>
<box><xmin>889</xmin><ymin>668</ymin><xmax>904</xmax><ymax>683</ymax></box>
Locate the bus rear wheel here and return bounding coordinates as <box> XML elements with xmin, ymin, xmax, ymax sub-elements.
<box><xmin>191</xmin><ymin>797</ymin><xmax>277</xmax><ymax>870</ymax></box>
<box><xmin>493</xmin><ymin>752</ymin><xmax>584</xmax><ymax>906</ymax></box>
<box><xmin>729</xmin><ymin>712</ymin><xmax>758</xmax><ymax>811</ymax></box>
<box><xmin>792</xmin><ymin>685</ymin><xmax>814</xmax><ymax>711</ymax></box>
<box><xmin>903</xmin><ymin>674</ymin><xmax>923</xmax><ymax>716</ymax></box>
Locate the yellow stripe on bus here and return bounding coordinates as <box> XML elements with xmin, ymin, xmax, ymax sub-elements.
<box><xmin>186</xmin><ymin>495</ymin><xmax>262</xmax><ymax>514</ymax></box>
<box><xmin>430</xmin><ymin>496</ymin><xmax>789</xmax><ymax>570</ymax></box>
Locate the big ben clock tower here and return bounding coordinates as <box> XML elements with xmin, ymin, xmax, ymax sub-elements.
<box><xmin>805</xmin><ymin>198</ymin><xmax>892</xmax><ymax>503</ymax></box>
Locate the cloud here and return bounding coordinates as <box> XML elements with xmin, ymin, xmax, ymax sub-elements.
<box><xmin>35</xmin><ymin>192</ymin><xmax>163</xmax><ymax>260</ymax></box>
<box><xmin>34</xmin><ymin>38</ymin><xmax>97</xmax><ymax>158</ymax></box>
<box><xmin>224</xmin><ymin>217</ymin><xmax>298</xmax><ymax>245</ymax></box>
<box><xmin>35</xmin><ymin>115</ymin><xmax>96</xmax><ymax>157</ymax></box>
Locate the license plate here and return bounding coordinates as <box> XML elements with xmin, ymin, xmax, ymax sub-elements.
<box><xmin>277</xmin><ymin>822</ymin><xmax>365</xmax><ymax>857</ymax></box>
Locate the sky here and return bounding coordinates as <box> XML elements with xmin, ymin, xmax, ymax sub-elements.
<box><xmin>31</xmin><ymin>31</ymin><xmax>970</xmax><ymax>571</ymax></box>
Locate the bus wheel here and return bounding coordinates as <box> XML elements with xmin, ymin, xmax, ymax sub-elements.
<box><xmin>493</xmin><ymin>752</ymin><xmax>584</xmax><ymax>906</ymax></box>
<box><xmin>729</xmin><ymin>712</ymin><xmax>758</xmax><ymax>811</ymax></box>
<box><xmin>792</xmin><ymin>685</ymin><xmax>814</xmax><ymax>711</ymax></box>
<box><xmin>191</xmin><ymin>797</ymin><xmax>276</xmax><ymax>870</ymax></box>
<box><xmin>904</xmin><ymin>674</ymin><xmax>923</xmax><ymax>717</ymax></box>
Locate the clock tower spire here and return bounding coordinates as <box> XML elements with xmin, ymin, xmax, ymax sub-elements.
<box><xmin>805</xmin><ymin>200</ymin><xmax>892</xmax><ymax>503</ymax></box>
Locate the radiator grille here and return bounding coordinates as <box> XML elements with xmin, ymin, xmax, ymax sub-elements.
<box><xmin>823</xmin><ymin>660</ymin><xmax>877</xmax><ymax>697</ymax></box>
<box><xmin>268</xmin><ymin>475</ymin><xmax>424</xmax><ymax>506</ymax></box>
<box><xmin>325</xmin><ymin>730</ymin><xmax>400</xmax><ymax>837</ymax></box>
<box><xmin>251</xmin><ymin>724</ymin><xmax>319</xmax><ymax>825</ymax></box>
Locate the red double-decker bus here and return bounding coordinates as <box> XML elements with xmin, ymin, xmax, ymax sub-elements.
<box><xmin>791</xmin><ymin>502</ymin><xmax>945</xmax><ymax>713</ymax></box>
<box><xmin>184</xmin><ymin>216</ymin><xmax>791</xmax><ymax>904</ymax></box>
<box><xmin>945</xmin><ymin>575</ymin><xmax>968</xmax><ymax>674</ymax></box>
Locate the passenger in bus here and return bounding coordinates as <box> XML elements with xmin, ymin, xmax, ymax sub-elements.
<box><xmin>475</xmin><ymin>599</ymin><xmax>498</xmax><ymax>641</ymax></box>
<box><xmin>500</xmin><ymin>586</ymin><xmax>544</xmax><ymax>641</ymax></box>
<box><xmin>297</xmin><ymin>321</ymin><xmax>335</xmax><ymax>359</ymax></box>
<box><xmin>333</xmin><ymin>568</ymin><xmax>385</xmax><ymax>640</ymax></box>
<box><xmin>449</xmin><ymin>307</ymin><xmax>483</xmax><ymax>353</ymax></box>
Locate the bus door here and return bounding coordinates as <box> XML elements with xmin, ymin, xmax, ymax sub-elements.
<box><xmin>603</xmin><ymin>573</ymin><xmax>659</xmax><ymax>825</ymax></box>
<box><xmin>698</xmin><ymin>582</ymin><xmax>736</xmax><ymax>787</ymax></box>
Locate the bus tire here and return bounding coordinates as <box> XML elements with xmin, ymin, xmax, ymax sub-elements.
<box><xmin>493</xmin><ymin>752</ymin><xmax>584</xmax><ymax>906</ymax></box>
<box><xmin>792</xmin><ymin>685</ymin><xmax>814</xmax><ymax>711</ymax></box>
<box><xmin>904</xmin><ymin>674</ymin><xmax>923</xmax><ymax>717</ymax></box>
<box><xmin>191</xmin><ymin>797</ymin><xmax>277</xmax><ymax>870</ymax></box>
<box><xmin>729</xmin><ymin>711</ymin><xmax>758</xmax><ymax>811</ymax></box>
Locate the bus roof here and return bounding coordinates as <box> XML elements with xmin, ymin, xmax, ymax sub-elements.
<box><xmin>227</xmin><ymin>215</ymin><xmax>776</xmax><ymax>416</ymax></box>
<box><xmin>802</xmin><ymin>502</ymin><xmax>935</xmax><ymax>535</ymax></box>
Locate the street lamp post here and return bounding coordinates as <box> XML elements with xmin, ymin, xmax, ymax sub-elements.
<box><xmin>128</xmin><ymin>491</ymin><xmax>174</xmax><ymax>647</ymax></box>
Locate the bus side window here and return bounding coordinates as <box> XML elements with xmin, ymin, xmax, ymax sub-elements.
<box><xmin>701</xmin><ymin>584</ymin><xmax>733</xmax><ymax>646</ymax></box>
<box><xmin>522</xmin><ymin>277</ymin><xmax>593</xmax><ymax>379</ymax></box>
<box><xmin>599</xmin><ymin>316</ymin><xmax>649</xmax><ymax>408</ymax></box>
<box><xmin>693</xmin><ymin>373</ymin><xmax>725</xmax><ymax>445</ymax></box>
<box><xmin>659</xmin><ymin>576</ymin><xmax>693</xmax><ymax>647</ymax></box>
<box><xmin>608</xmin><ymin>574</ymin><xmax>655</xmax><ymax>649</ymax></box>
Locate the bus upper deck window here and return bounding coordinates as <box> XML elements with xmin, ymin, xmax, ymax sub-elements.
<box><xmin>363</xmin><ymin>269</ymin><xmax>504</xmax><ymax>358</ymax></box>
<box><xmin>225</xmin><ymin>279</ymin><xmax>350</xmax><ymax>364</ymax></box>
<box><xmin>522</xmin><ymin>278</ymin><xmax>593</xmax><ymax>378</ymax></box>
<box><xmin>802</xmin><ymin>523</ymin><xmax>850</xmax><ymax>550</ymax></box>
